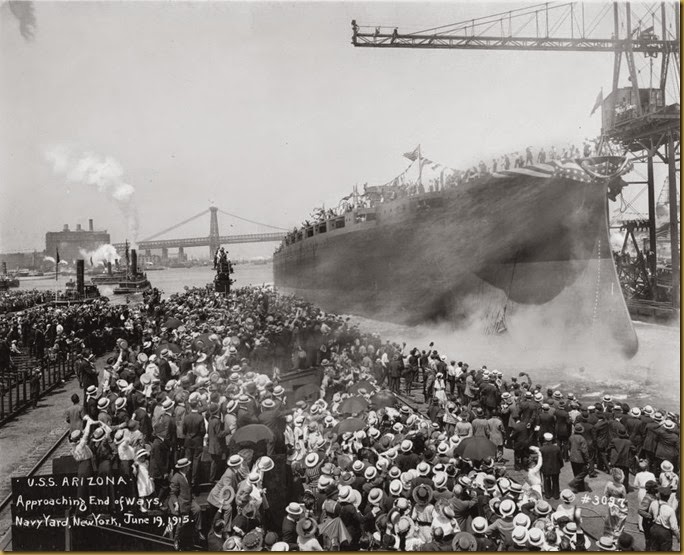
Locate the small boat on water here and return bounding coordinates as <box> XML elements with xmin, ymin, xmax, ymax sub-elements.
<box><xmin>113</xmin><ymin>274</ymin><xmax>152</xmax><ymax>295</ymax></box>
<box><xmin>91</xmin><ymin>271</ymin><xmax>128</xmax><ymax>284</ymax></box>
<box><xmin>54</xmin><ymin>281</ymin><xmax>102</xmax><ymax>304</ymax></box>
<box><xmin>0</xmin><ymin>276</ymin><xmax>19</xmax><ymax>291</ymax></box>
<box><xmin>112</xmin><ymin>243</ymin><xmax>152</xmax><ymax>295</ymax></box>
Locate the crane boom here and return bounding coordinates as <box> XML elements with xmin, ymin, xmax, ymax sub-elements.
<box><xmin>351</xmin><ymin>30</ymin><xmax>678</xmax><ymax>53</ymax></box>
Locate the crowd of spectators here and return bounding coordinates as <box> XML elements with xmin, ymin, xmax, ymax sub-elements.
<box><xmin>52</xmin><ymin>285</ymin><xmax>679</xmax><ymax>551</ymax></box>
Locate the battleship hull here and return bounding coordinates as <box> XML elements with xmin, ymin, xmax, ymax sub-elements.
<box><xmin>274</xmin><ymin>168</ymin><xmax>639</xmax><ymax>358</ymax></box>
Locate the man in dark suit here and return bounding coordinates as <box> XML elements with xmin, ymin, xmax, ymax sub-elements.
<box><xmin>182</xmin><ymin>400</ymin><xmax>206</xmax><ymax>491</ymax></box>
<box><xmin>540</xmin><ymin>433</ymin><xmax>563</xmax><ymax>500</ymax></box>
<box><xmin>281</xmin><ymin>502</ymin><xmax>304</xmax><ymax>551</ymax></box>
<box><xmin>609</xmin><ymin>428</ymin><xmax>635</xmax><ymax>491</ymax></box>
<box><xmin>169</xmin><ymin>458</ymin><xmax>203</xmax><ymax>541</ymax></box>
<box><xmin>157</xmin><ymin>349</ymin><xmax>173</xmax><ymax>388</ymax></box>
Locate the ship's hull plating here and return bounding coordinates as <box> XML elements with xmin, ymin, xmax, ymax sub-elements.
<box><xmin>274</xmin><ymin>173</ymin><xmax>639</xmax><ymax>358</ymax></box>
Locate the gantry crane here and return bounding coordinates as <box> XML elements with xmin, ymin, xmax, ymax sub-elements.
<box><xmin>352</xmin><ymin>1</ymin><xmax>680</xmax><ymax>308</ymax></box>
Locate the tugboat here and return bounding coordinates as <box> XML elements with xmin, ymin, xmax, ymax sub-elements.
<box><xmin>53</xmin><ymin>260</ymin><xmax>101</xmax><ymax>305</ymax></box>
<box><xmin>0</xmin><ymin>263</ymin><xmax>20</xmax><ymax>290</ymax></box>
<box><xmin>213</xmin><ymin>246</ymin><xmax>234</xmax><ymax>294</ymax></box>
<box><xmin>113</xmin><ymin>244</ymin><xmax>152</xmax><ymax>295</ymax></box>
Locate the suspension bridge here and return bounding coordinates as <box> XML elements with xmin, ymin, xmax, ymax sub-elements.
<box><xmin>112</xmin><ymin>207</ymin><xmax>287</xmax><ymax>258</ymax></box>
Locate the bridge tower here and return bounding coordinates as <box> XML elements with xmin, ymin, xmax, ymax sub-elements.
<box><xmin>209</xmin><ymin>206</ymin><xmax>220</xmax><ymax>258</ymax></box>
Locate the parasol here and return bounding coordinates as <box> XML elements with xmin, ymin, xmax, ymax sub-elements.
<box><xmin>230</xmin><ymin>424</ymin><xmax>274</xmax><ymax>445</ymax></box>
<box><xmin>332</xmin><ymin>417</ymin><xmax>366</xmax><ymax>435</ymax></box>
<box><xmin>319</xmin><ymin>517</ymin><xmax>352</xmax><ymax>547</ymax></box>
<box><xmin>163</xmin><ymin>317</ymin><xmax>183</xmax><ymax>330</ymax></box>
<box><xmin>338</xmin><ymin>396</ymin><xmax>369</xmax><ymax>415</ymax></box>
<box><xmin>294</xmin><ymin>383</ymin><xmax>320</xmax><ymax>403</ymax></box>
<box><xmin>453</xmin><ymin>436</ymin><xmax>497</xmax><ymax>461</ymax></box>
<box><xmin>370</xmin><ymin>391</ymin><xmax>397</xmax><ymax>410</ymax></box>
<box><xmin>348</xmin><ymin>380</ymin><xmax>374</xmax><ymax>395</ymax></box>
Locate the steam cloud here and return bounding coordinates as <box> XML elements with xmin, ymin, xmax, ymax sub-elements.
<box><xmin>45</xmin><ymin>146</ymin><xmax>139</xmax><ymax>244</ymax></box>
<box><xmin>79</xmin><ymin>244</ymin><xmax>119</xmax><ymax>266</ymax></box>
<box><xmin>8</xmin><ymin>1</ymin><xmax>36</xmax><ymax>41</ymax></box>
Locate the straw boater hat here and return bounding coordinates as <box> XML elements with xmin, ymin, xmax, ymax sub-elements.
<box><xmin>305</xmin><ymin>453</ymin><xmax>320</xmax><ymax>468</ymax></box>
<box><xmin>296</xmin><ymin>517</ymin><xmax>318</xmax><ymax>539</ymax></box>
<box><xmin>527</xmin><ymin>527</ymin><xmax>545</xmax><ymax>548</ymax></box>
<box><xmin>285</xmin><ymin>502</ymin><xmax>303</xmax><ymax>516</ymax></box>
<box><xmin>368</xmin><ymin>488</ymin><xmax>384</xmax><ymax>507</ymax></box>
<box><xmin>512</xmin><ymin>526</ymin><xmax>528</xmax><ymax>546</ymax></box>
<box><xmin>91</xmin><ymin>427</ymin><xmax>106</xmax><ymax>443</ymax></box>
<box><xmin>161</xmin><ymin>398</ymin><xmax>175</xmax><ymax>412</ymax></box>
<box><xmin>412</xmin><ymin>484</ymin><xmax>434</xmax><ymax>505</ymax></box>
<box><xmin>175</xmin><ymin>458</ymin><xmax>190</xmax><ymax>469</ymax></box>
<box><xmin>596</xmin><ymin>536</ymin><xmax>616</xmax><ymax>551</ymax></box>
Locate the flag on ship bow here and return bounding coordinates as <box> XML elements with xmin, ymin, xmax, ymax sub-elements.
<box><xmin>403</xmin><ymin>145</ymin><xmax>421</xmax><ymax>162</ymax></box>
<box><xmin>590</xmin><ymin>88</ymin><xmax>603</xmax><ymax>116</ymax></box>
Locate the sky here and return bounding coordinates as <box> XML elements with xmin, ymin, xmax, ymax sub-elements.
<box><xmin>0</xmin><ymin>0</ymin><xmax>679</xmax><ymax>258</ymax></box>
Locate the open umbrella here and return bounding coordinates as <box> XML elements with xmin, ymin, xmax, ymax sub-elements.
<box><xmin>230</xmin><ymin>424</ymin><xmax>274</xmax><ymax>445</ymax></box>
<box><xmin>338</xmin><ymin>396</ymin><xmax>369</xmax><ymax>415</ymax></box>
<box><xmin>348</xmin><ymin>380</ymin><xmax>374</xmax><ymax>396</ymax></box>
<box><xmin>332</xmin><ymin>417</ymin><xmax>366</xmax><ymax>435</ymax></box>
<box><xmin>294</xmin><ymin>383</ymin><xmax>320</xmax><ymax>403</ymax></box>
<box><xmin>370</xmin><ymin>391</ymin><xmax>397</xmax><ymax>410</ymax></box>
<box><xmin>319</xmin><ymin>517</ymin><xmax>352</xmax><ymax>547</ymax></box>
<box><xmin>163</xmin><ymin>317</ymin><xmax>183</xmax><ymax>330</ymax></box>
<box><xmin>453</xmin><ymin>436</ymin><xmax>497</xmax><ymax>461</ymax></box>
<box><xmin>229</xmin><ymin>424</ymin><xmax>275</xmax><ymax>457</ymax></box>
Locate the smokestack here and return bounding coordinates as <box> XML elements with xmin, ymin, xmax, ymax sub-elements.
<box><xmin>63</xmin><ymin>224</ymin><xmax>69</xmax><ymax>232</ymax></box>
<box><xmin>88</xmin><ymin>219</ymin><xmax>93</xmax><ymax>232</ymax></box>
<box><xmin>131</xmin><ymin>249</ymin><xmax>138</xmax><ymax>275</ymax></box>
<box><xmin>2</xmin><ymin>262</ymin><xmax>6</xmax><ymax>275</ymax></box>
<box><xmin>76</xmin><ymin>260</ymin><xmax>85</xmax><ymax>295</ymax></box>
<box><xmin>76</xmin><ymin>224</ymin><xmax>82</xmax><ymax>231</ymax></box>
<box><xmin>107</xmin><ymin>261</ymin><xmax>112</xmax><ymax>275</ymax></box>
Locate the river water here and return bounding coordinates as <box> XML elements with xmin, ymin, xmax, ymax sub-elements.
<box><xmin>19</xmin><ymin>263</ymin><xmax>679</xmax><ymax>411</ymax></box>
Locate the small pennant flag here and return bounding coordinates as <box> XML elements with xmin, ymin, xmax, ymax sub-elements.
<box><xmin>403</xmin><ymin>145</ymin><xmax>420</xmax><ymax>162</ymax></box>
<box><xmin>590</xmin><ymin>88</ymin><xmax>603</xmax><ymax>116</ymax></box>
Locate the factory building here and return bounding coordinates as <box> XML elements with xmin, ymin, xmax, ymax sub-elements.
<box><xmin>45</xmin><ymin>219</ymin><xmax>110</xmax><ymax>263</ymax></box>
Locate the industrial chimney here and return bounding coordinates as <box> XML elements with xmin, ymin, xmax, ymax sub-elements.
<box><xmin>88</xmin><ymin>219</ymin><xmax>94</xmax><ymax>232</ymax></box>
<box><xmin>76</xmin><ymin>260</ymin><xmax>85</xmax><ymax>295</ymax></box>
<box><xmin>131</xmin><ymin>249</ymin><xmax>138</xmax><ymax>276</ymax></box>
<box><xmin>63</xmin><ymin>224</ymin><xmax>69</xmax><ymax>232</ymax></box>
<box><xmin>76</xmin><ymin>224</ymin><xmax>82</xmax><ymax>231</ymax></box>
<box><xmin>107</xmin><ymin>261</ymin><xmax>112</xmax><ymax>275</ymax></box>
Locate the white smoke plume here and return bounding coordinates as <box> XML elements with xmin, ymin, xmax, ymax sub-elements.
<box><xmin>45</xmin><ymin>146</ymin><xmax>139</xmax><ymax>244</ymax></box>
<box><xmin>79</xmin><ymin>244</ymin><xmax>119</xmax><ymax>266</ymax></box>
<box><xmin>610</xmin><ymin>230</ymin><xmax>626</xmax><ymax>251</ymax></box>
<box><xmin>43</xmin><ymin>255</ymin><xmax>55</xmax><ymax>264</ymax></box>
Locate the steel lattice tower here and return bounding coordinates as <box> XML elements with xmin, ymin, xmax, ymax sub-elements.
<box><xmin>209</xmin><ymin>206</ymin><xmax>220</xmax><ymax>258</ymax></box>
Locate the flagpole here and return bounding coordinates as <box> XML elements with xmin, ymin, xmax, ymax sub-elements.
<box><xmin>417</xmin><ymin>144</ymin><xmax>423</xmax><ymax>187</ymax></box>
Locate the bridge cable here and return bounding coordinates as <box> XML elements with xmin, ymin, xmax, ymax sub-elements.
<box><xmin>216</xmin><ymin>209</ymin><xmax>289</xmax><ymax>231</ymax></box>
<box><xmin>140</xmin><ymin>209</ymin><xmax>210</xmax><ymax>242</ymax></box>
